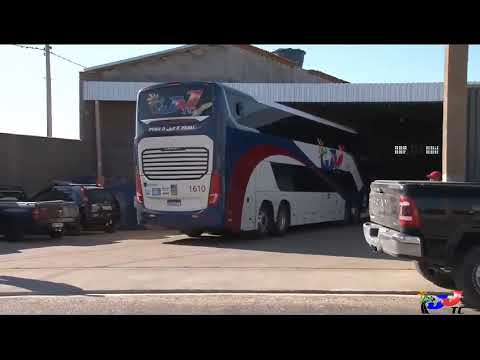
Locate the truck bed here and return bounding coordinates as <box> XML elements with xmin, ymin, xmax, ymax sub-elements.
<box><xmin>369</xmin><ymin>179</ymin><xmax>480</xmax><ymax>260</ymax></box>
<box><xmin>0</xmin><ymin>200</ymin><xmax>79</xmax><ymax>235</ymax></box>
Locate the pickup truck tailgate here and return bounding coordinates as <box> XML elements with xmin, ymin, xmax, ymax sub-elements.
<box><xmin>369</xmin><ymin>182</ymin><xmax>403</xmax><ymax>232</ymax></box>
<box><xmin>39</xmin><ymin>201</ymin><xmax>78</xmax><ymax>221</ymax></box>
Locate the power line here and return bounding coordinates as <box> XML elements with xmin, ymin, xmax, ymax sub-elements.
<box><xmin>13</xmin><ymin>44</ymin><xmax>44</xmax><ymax>51</ymax></box>
<box><xmin>49</xmin><ymin>50</ymin><xmax>85</xmax><ymax>69</ymax></box>
<box><xmin>13</xmin><ymin>44</ymin><xmax>86</xmax><ymax>69</ymax></box>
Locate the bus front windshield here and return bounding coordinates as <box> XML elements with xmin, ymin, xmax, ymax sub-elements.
<box><xmin>136</xmin><ymin>83</ymin><xmax>214</xmax><ymax>137</ymax></box>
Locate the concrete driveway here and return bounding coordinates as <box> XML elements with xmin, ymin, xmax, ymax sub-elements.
<box><xmin>0</xmin><ymin>223</ymin><xmax>448</xmax><ymax>296</ymax></box>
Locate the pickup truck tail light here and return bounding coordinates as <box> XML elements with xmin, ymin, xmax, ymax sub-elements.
<box><xmin>136</xmin><ymin>170</ymin><xmax>144</xmax><ymax>204</ymax></box>
<box><xmin>80</xmin><ymin>186</ymin><xmax>89</xmax><ymax>203</ymax></box>
<box><xmin>399</xmin><ymin>195</ymin><xmax>421</xmax><ymax>228</ymax></box>
<box><xmin>32</xmin><ymin>208</ymin><xmax>40</xmax><ymax>221</ymax></box>
<box><xmin>32</xmin><ymin>208</ymin><xmax>50</xmax><ymax>221</ymax></box>
<box><xmin>208</xmin><ymin>170</ymin><xmax>221</xmax><ymax>206</ymax></box>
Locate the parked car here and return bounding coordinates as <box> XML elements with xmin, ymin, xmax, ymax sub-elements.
<box><xmin>0</xmin><ymin>185</ymin><xmax>79</xmax><ymax>241</ymax></box>
<box><xmin>363</xmin><ymin>180</ymin><xmax>480</xmax><ymax>307</ymax></box>
<box><xmin>32</xmin><ymin>183</ymin><xmax>121</xmax><ymax>234</ymax></box>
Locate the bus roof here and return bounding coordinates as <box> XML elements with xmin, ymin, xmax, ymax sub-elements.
<box><xmin>138</xmin><ymin>81</ymin><xmax>357</xmax><ymax>135</ymax></box>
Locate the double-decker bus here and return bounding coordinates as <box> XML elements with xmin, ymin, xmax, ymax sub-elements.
<box><xmin>134</xmin><ymin>81</ymin><xmax>366</xmax><ymax>237</ymax></box>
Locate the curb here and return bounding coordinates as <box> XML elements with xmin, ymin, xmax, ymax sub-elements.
<box><xmin>0</xmin><ymin>289</ymin><xmax>446</xmax><ymax>297</ymax></box>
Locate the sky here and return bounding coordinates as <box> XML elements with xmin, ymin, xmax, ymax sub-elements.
<box><xmin>1</xmin><ymin>44</ymin><xmax>480</xmax><ymax>140</ymax></box>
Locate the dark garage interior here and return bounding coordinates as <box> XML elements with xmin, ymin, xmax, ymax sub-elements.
<box><xmin>282</xmin><ymin>101</ymin><xmax>443</xmax><ymax>184</ymax></box>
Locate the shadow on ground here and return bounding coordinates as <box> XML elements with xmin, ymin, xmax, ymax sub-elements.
<box><xmin>0</xmin><ymin>229</ymin><xmax>173</xmax><ymax>256</ymax></box>
<box><xmin>165</xmin><ymin>223</ymin><xmax>406</xmax><ymax>261</ymax></box>
<box><xmin>0</xmin><ymin>275</ymin><xmax>85</xmax><ymax>295</ymax></box>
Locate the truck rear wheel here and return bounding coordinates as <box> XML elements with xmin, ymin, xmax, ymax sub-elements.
<box><xmin>455</xmin><ymin>247</ymin><xmax>480</xmax><ymax>308</ymax></box>
<box><xmin>70</xmin><ymin>224</ymin><xmax>82</xmax><ymax>236</ymax></box>
<box><xmin>49</xmin><ymin>230</ymin><xmax>64</xmax><ymax>239</ymax></box>
<box><xmin>184</xmin><ymin>230</ymin><xmax>204</xmax><ymax>238</ymax></box>
<box><xmin>5</xmin><ymin>224</ymin><xmax>24</xmax><ymax>242</ymax></box>
<box><xmin>414</xmin><ymin>261</ymin><xmax>456</xmax><ymax>290</ymax></box>
<box><xmin>105</xmin><ymin>219</ymin><xmax>117</xmax><ymax>234</ymax></box>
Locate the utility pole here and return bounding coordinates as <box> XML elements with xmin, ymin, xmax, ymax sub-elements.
<box><xmin>45</xmin><ymin>44</ymin><xmax>52</xmax><ymax>137</ymax></box>
<box><xmin>442</xmin><ymin>45</ymin><xmax>469</xmax><ymax>182</ymax></box>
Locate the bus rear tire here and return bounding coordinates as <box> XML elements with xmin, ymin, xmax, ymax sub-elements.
<box><xmin>343</xmin><ymin>203</ymin><xmax>360</xmax><ymax>225</ymax></box>
<box><xmin>256</xmin><ymin>203</ymin><xmax>273</xmax><ymax>238</ymax></box>
<box><xmin>273</xmin><ymin>203</ymin><xmax>290</xmax><ymax>237</ymax></box>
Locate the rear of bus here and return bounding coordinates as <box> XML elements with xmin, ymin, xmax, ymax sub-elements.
<box><xmin>134</xmin><ymin>82</ymin><xmax>225</xmax><ymax>232</ymax></box>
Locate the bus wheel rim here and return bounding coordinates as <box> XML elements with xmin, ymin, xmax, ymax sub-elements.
<box><xmin>278</xmin><ymin>211</ymin><xmax>286</xmax><ymax>231</ymax></box>
<box><xmin>258</xmin><ymin>212</ymin><xmax>267</xmax><ymax>233</ymax></box>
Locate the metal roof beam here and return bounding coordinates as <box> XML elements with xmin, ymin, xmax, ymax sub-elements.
<box><xmin>82</xmin><ymin>81</ymin><xmax>450</xmax><ymax>103</ymax></box>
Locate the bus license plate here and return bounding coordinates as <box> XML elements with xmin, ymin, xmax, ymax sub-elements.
<box><xmin>167</xmin><ymin>200</ymin><xmax>181</xmax><ymax>207</ymax></box>
<box><xmin>51</xmin><ymin>223</ymin><xmax>63</xmax><ymax>229</ymax></box>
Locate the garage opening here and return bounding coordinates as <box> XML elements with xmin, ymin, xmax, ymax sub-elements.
<box><xmin>279</xmin><ymin>102</ymin><xmax>443</xmax><ymax>185</ymax></box>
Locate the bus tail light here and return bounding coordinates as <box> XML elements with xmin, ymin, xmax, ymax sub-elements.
<box><xmin>208</xmin><ymin>171</ymin><xmax>221</xmax><ymax>205</ymax></box>
<box><xmin>399</xmin><ymin>195</ymin><xmax>421</xmax><ymax>228</ymax></box>
<box><xmin>136</xmin><ymin>171</ymin><xmax>144</xmax><ymax>203</ymax></box>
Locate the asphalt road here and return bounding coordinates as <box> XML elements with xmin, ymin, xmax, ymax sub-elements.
<box><xmin>0</xmin><ymin>223</ymin><xmax>448</xmax><ymax>297</ymax></box>
<box><xmin>0</xmin><ymin>293</ymin><xmax>478</xmax><ymax>315</ymax></box>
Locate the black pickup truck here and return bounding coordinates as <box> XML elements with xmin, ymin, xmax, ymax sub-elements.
<box><xmin>363</xmin><ymin>180</ymin><xmax>480</xmax><ymax>306</ymax></box>
<box><xmin>0</xmin><ymin>185</ymin><xmax>79</xmax><ymax>241</ymax></box>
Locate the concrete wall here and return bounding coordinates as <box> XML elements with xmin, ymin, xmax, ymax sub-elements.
<box><xmin>80</xmin><ymin>45</ymin><xmax>330</xmax><ymax>84</ymax></box>
<box><xmin>0</xmin><ymin>132</ymin><xmax>95</xmax><ymax>196</ymax></box>
<box><xmin>467</xmin><ymin>86</ymin><xmax>480</xmax><ymax>181</ymax></box>
<box><xmin>98</xmin><ymin>101</ymin><xmax>136</xmax><ymax>182</ymax></box>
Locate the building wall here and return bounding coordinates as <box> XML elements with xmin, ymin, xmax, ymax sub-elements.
<box><xmin>0</xmin><ymin>132</ymin><xmax>95</xmax><ymax>196</ymax></box>
<box><xmin>80</xmin><ymin>45</ymin><xmax>330</xmax><ymax>84</ymax></box>
<box><xmin>98</xmin><ymin>101</ymin><xmax>137</xmax><ymax>182</ymax></box>
<box><xmin>467</xmin><ymin>86</ymin><xmax>480</xmax><ymax>181</ymax></box>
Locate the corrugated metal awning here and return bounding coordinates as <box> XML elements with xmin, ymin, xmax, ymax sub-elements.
<box><xmin>82</xmin><ymin>81</ymin><xmax>446</xmax><ymax>103</ymax></box>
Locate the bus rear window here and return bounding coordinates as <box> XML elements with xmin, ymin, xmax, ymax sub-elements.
<box><xmin>138</xmin><ymin>84</ymin><xmax>213</xmax><ymax>120</ymax></box>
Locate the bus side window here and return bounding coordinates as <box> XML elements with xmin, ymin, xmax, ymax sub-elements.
<box><xmin>271</xmin><ymin>163</ymin><xmax>333</xmax><ymax>193</ymax></box>
<box><xmin>271</xmin><ymin>163</ymin><xmax>295</xmax><ymax>191</ymax></box>
<box><xmin>235</xmin><ymin>102</ymin><xmax>244</xmax><ymax>117</ymax></box>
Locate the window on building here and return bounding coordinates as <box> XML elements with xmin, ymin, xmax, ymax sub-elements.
<box><xmin>426</xmin><ymin>145</ymin><xmax>440</xmax><ymax>155</ymax></box>
<box><xmin>394</xmin><ymin>145</ymin><xmax>407</xmax><ymax>155</ymax></box>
